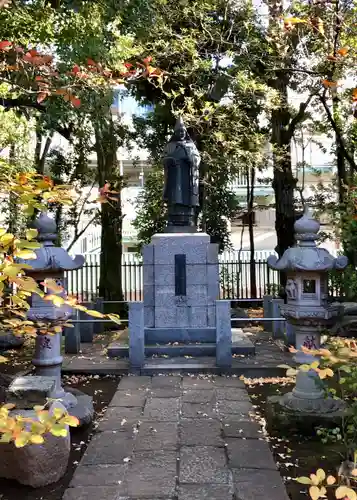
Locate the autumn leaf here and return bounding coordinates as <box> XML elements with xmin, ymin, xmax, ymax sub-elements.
<box><xmin>0</xmin><ymin>40</ymin><xmax>12</xmax><ymax>51</ymax></box>
<box><xmin>336</xmin><ymin>486</ymin><xmax>357</xmax><ymax>500</ymax></box>
<box><xmin>309</xmin><ymin>486</ymin><xmax>321</xmax><ymax>500</ymax></box>
<box><xmin>326</xmin><ymin>475</ymin><xmax>336</xmax><ymax>485</ymax></box>
<box><xmin>322</xmin><ymin>79</ymin><xmax>337</xmax><ymax>88</ymax></box>
<box><xmin>14</xmin><ymin>249</ymin><xmax>37</xmax><ymax>259</ymax></box>
<box><xmin>338</xmin><ymin>47</ymin><xmax>348</xmax><ymax>56</ymax></box>
<box><xmin>316</xmin><ymin>469</ymin><xmax>326</xmax><ymax>482</ymax></box>
<box><xmin>26</xmin><ymin>228</ymin><xmax>38</xmax><ymax>241</ymax></box>
<box><xmin>85</xmin><ymin>309</ymin><xmax>105</xmax><ymax>318</ymax></box>
<box><xmin>296</xmin><ymin>476</ymin><xmax>312</xmax><ymax>484</ymax></box>
<box><xmin>30</xmin><ymin>434</ymin><xmax>44</xmax><ymax>444</ymax></box>
<box><xmin>70</xmin><ymin>96</ymin><xmax>81</xmax><ymax>108</ymax></box>
<box><xmin>284</xmin><ymin>17</ymin><xmax>306</xmax><ymax>24</ymax></box>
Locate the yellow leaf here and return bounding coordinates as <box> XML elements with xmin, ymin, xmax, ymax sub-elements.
<box><xmin>300</xmin><ymin>364</ymin><xmax>311</xmax><ymax>372</ymax></box>
<box><xmin>44</xmin><ymin>295</ymin><xmax>65</xmax><ymax>307</ymax></box>
<box><xmin>53</xmin><ymin>407</ymin><xmax>65</xmax><ymax>420</ymax></box>
<box><xmin>0</xmin><ymin>233</ymin><xmax>14</xmax><ymax>246</ymax></box>
<box><xmin>14</xmin><ymin>249</ymin><xmax>37</xmax><ymax>260</ymax></box>
<box><xmin>309</xmin><ymin>486</ymin><xmax>321</xmax><ymax>500</ymax></box>
<box><xmin>14</xmin><ymin>431</ymin><xmax>30</xmax><ymax>448</ymax></box>
<box><xmin>3</xmin><ymin>403</ymin><xmax>15</xmax><ymax>410</ymax></box>
<box><xmin>53</xmin><ymin>325</ymin><xmax>62</xmax><ymax>333</ymax></box>
<box><xmin>60</xmin><ymin>415</ymin><xmax>80</xmax><ymax>427</ymax></box>
<box><xmin>316</xmin><ymin>469</ymin><xmax>326</xmax><ymax>482</ymax></box>
<box><xmin>43</xmin><ymin>278</ymin><xmax>64</xmax><ymax>294</ymax></box>
<box><xmin>50</xmin><ymin>424</ymin><xmax>68</xmax><ymax>437</ymax></box>
<box><xmin>0</xmin><ymin>228</ymin><xmax>7</xmax><ymax>237</ymax></box>
<box><xmin>0</xmin><ymin>355</ymin><xmax>8</xmax><ymax>363</ymax></box>
<box><xmin>85</xmin><ymin>309</ymin><xmax>105</xmax><ymax>318</ymax></box>
<box><xmin>33</xmin><ymin>405</ymin><xmax>45</xmax><ymax>412</ymax></box>
<box><xmin>0</xmin><ymin>432</ymin><xmax>12</xmax><ymax>443</ymax></box>
<box><xmin>326</xmin><ymin>475</ymin><xmax>336</xmax><ymax>485</ymax></box>
<box><xmin>320</xmin><ymin>486</ymin><xmax>326</xmax><ymax>496</ymax></box>
<box><xmin>344</xmin><ymin>488</ymin><xmax>357</xmax><ymax>500</ymax></box>
<box><xmin>284</xmin><ymin>17</ymin><xmax>306</xmax><ymax>24</ymax></box>
<box><xmin>351</xmin><ymin>469</ymin><xmax>357</xmax><ymax>476</ymax></box>
<box><xmin>108</xmin><ymin>313</ymin><xmax>121</xmax><ymax>325</ymax></box>
<box><xmin>296</xmin><ymin>476</ymin><xmax>312</xmax><ymax>485</ymax></box>
<box><xmin>25</xmin><ymin>228</ymin><xmax>38</xmax><ymax>241</ymax></box>
<box><xmin>30</xmin><ymin>434</ymin><xmax>44</xmax><ymax>444</ymax></box>
<box><xmin>311</xmin><ymin>361</ymin><xmax>320</xmax><ymax>370</ymax></box>
<box><xmin>310</xmin><ymin>474</ymin><xmax>319</xmax><ymax>485</ymax></box>
<box><xmin>336</xmin><ymin>486</ymin><xmax>351</xmax><ymax>499</ymax></box>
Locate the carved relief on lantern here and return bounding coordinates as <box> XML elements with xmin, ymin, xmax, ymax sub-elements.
<box><xmin>285</xmin><ymin>278</ymin><xmax>298</xmax><ymax>300</ymax></box>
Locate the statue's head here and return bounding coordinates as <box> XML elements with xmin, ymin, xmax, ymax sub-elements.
<box><xmin>173</xmin><ymin>116</ymin><xmax>188</xmax><ymax>142</ymax></box>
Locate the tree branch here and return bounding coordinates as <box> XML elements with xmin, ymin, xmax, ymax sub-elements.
<box><xmin>65</xmin><ymin>212</ymin><xmax>99</xmax><ymax>253</ymax></box>
<box><xmin>288</xmin><ymin>93</ymin><xmax>315</xmax><ymax>137</ymax></box>
<box><xmin>319</xmin><ymin>94</ymin><xmax>357</xmax><ymax>171</ymax></box>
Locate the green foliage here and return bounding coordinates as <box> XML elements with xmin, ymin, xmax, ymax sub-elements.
<box><xmin>132</xmin><ymin>164</ymin><xmax>166</xmax><ymax>249</ymax></box>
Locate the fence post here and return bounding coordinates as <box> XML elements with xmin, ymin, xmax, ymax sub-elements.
<box><xmin>271</xmin><ymin>298</ymin><xmax>285</xmax><ymax>339</ymax></box>
<box><xmin>129</xmin><ymin>302</ymin><xmax>145</xmax><ymax>372</ymax></box>
<box><xmin>263</xmin><ymin>295</ymin><xmax>273</xmax><ymax>332</ymax></box>
<box><xmin>216</xmin><ymin>300</ymin><xmax>232</xmax><ymax>370</ymax></box>
<box><xmin>94</xmin><ymin>297</ymin><xmax>104</xmax><ymax>334</ymax></box>
<box><xmin>285</xmin><ymin>322</ymin><xmax>296</xmax><ymax>347</ymax></box>
<box><xmin>64</xmin><ymin>310</ymin><xmax>81</xmax><ymax>354</ymax></box>
<box><xmin>80</xmin><ymin>302</ymin><xmax>94</xmax><ymax>343</ymax></box>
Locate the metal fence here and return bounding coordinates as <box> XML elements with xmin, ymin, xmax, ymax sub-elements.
<box><xmin>65</xmin><ymin>249</ymin><xmax>343</xmax><ymax>303</ymax></box>
<box><xmin>65</xmin><ymin>251</ymin><xmax>280</xmax><ymax>302</ymax></box>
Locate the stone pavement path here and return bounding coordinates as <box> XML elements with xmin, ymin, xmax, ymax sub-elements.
<box><xmin>62</xmin><ymin>375</ymin><xmax>289</xmax><ymax>500</ymax></box>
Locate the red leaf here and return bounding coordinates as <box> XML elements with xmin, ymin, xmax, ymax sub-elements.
<box><xmin>70</xmin><ymin>96</ymin><xmax>81</xmax><ymax>108</ymax></box>
<box><xmin>35</xmin><ymin>76</ymin><xmax>44</xmax><ymax>81</ymax></box>
<box><xmin>143</xmin><ymin>56</ymin><xmax>152</xmax><ymax>64</ymax></box>
<box><xmin>124</xmin><ymin>62</ymin><xmax>133</xmax><ymax>69</ymax></box>
<box><xmin>37</xmin><ymin>92</ymin><xmax>48</xmax><ymax>103</ymax></box>
<box><xmin>72</xmin><ymin>64</ymin><xmax>80</xmax><ymax>74</ymax></box>
<box><xmin>29</xmin><ymin>48</ymin><xmax>39</xmax><ymax>56</ymax></box>
<box><xmin>0</xmin><ymin>40</ymin><xmax>12</xmax><ymax>51</ymax></box>
<box><xmin>87</xmin><ymin>58</ymin><xmax>96</xmax><ymax>66</ymax></box>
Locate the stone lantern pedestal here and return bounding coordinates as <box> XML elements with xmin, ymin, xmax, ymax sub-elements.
<box><xmin>19</xmin><ymin>213</ymin><xmax>93</xmax><ymax>426</ymax></box>
<box><xmin>267</xmin><ymin>208</ymin><xmax>348</xmax><ymax>429</ymax></box>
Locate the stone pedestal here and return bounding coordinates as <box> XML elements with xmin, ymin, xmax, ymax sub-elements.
<box><xmin>127</xmin><ymin>232</ymin><xmax>234</xmax><ymax>369</ymax></box>
<box><xmin>143</xmin><ymin>233</ymin><xmax>219</xmax><ymax>331</ymax></box>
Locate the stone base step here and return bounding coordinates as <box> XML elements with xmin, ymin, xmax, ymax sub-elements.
<box><xmin>107</xmin><ymin>330</ymin><xmax>255</xmax><ymax>359</ymax></box>
<box><xmin>144</xmin><ymin>327</ymin><xmax>216</xmax><ymax>344</ymax></box>
<box><xmin>139</xmin><ymin>356</ymin><xmax>284</xmax><ymax>377</ymax></box>
<box><xmin>107</xmin><ymin>341</ymin><xmax>255</xmax><ymax>358</ymax></box>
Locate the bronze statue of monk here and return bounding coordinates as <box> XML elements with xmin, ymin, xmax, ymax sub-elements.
<box><xmin>163</xmin><ymin>117</ymin><xmax>201</xmax><ymax>231</ymax></box>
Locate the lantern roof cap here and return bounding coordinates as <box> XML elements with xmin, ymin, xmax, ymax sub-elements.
<box><xmin>267</xmin><ymin>206</ymin><xmax>348</xmax><ymax>272</ymax></box>
<box><xmin>18</xmin><ymin>212</ymin><xmax>85</xmax><ymax>272</ymax></box>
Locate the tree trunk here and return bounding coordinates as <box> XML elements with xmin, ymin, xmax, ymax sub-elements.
<box><xmin>94</xmin><ymin>114</ymin><xmax>125</xmax><ymax>314</ymax></box>
<box><xmin>247</xmin><ymin>166</ymin><xmax>257</xmax><ymax>298</ymax></box>
<box><xmin>270</xmin><ymin>78</ymin><xmax>297</xmax><ymax>288</ymax></box>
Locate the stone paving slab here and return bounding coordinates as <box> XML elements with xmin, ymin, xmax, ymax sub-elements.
<box><xmin>63</xmin><ymin>375</ymin><xmax>288</xmax><ymax>500</ymax></box>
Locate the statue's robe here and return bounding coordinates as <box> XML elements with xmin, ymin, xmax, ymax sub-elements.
<box><xmin>163</xmin><ymin>140</ymin><xmax>200</xmax><ymax>208</ymax></box>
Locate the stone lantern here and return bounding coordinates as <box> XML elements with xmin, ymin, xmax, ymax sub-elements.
<box><xmin>267</xmin><ymin>207</ymin><xmax>348</xmax><ymax>416</ymax></box>
<box><xmin>19</xmin><ymin>212</ymin><xmax>93</xmax><ymax>424</ymax></box>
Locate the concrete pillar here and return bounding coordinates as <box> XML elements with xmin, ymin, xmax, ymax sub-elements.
<box><xmin>263</xmin><ymin>295</ymin><xmax>273</xmax><ymax>332</ymax></box>
<box><xmin>271</xmin><ymin>298</ymin><xmax>285</xmax><ymax>339</ymax></box>
<box><xmin>215</xmin><ymin>300</ymin><xmax>232</xmax><ymax>369</ymax></box>
<box><xmin>129</xmin><ymin>302</ymin><xmax>145</xmax><ymax>372</ymax></box>
<box><xmin>64</xmin><ymin>310</ymin><xmax>81</xmax><ymax>354</ymax></box>
<box><xmin>80</xmin><ymin>302</ymin><xmax>94</xmax><ymax>343</ymax></box>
